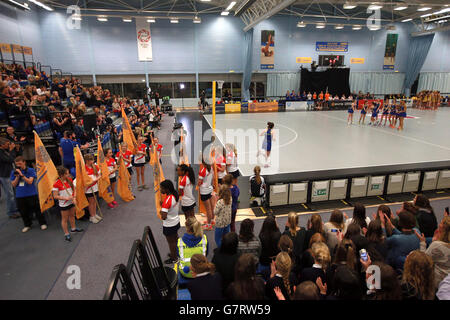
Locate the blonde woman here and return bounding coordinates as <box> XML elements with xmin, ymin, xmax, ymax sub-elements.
<box><xmin>187</xmin><ymin>254</ymin><xmax>223</xmax><ymax>300</ymax></box>
<box><xmin>283</xmin><ymin>212</ymin><xmax>306</xmax><ymax>271</ymax></box>
<box><xmin>214</xmin><ymin>185</ymin><xmax>232</xmax><ymax>248</ymax></box>
<box><xmin>266</xmin><ymin>252</ymin><xmax>293</xmax><ymax>300</ymax></box>
<box><xmin>300</xmin><ymin>242</ymin><xmax>330</xmax><ymax>285</ymax></box>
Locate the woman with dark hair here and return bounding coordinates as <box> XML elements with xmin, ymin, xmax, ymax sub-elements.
<box><xmin>366</xmin><ymin>219</ymin><xmax>388</xmax><ymax>261</ymax></box>
<box><xmin>344</xmin><ymin>203</ymin><xmax>370</xmax><ymax>233</ymax></box>
<box><xmin>304</xmin><ymin>214</ymin><xmax>324</xmax><ymax>249</ymax></box>
<box><xmin>366</xmin><ymin>262</ymin><xmax>402</xmax><ymax>300</ymax></box>
<box><xmin>324</xmin><ymin>209</ymin><xmax>345</xmax><ymax>255</ymax></box>
<box><xmin>198</xmin><ymin>158</ymin><xmax>214</xmax><ymax>230</ymax></box>
<box><xmin>380</xmin><ymin>210</ymin><xmax>420</xmax><ymax>270</ymax></box>
<box><xmin>237</xmin><ymin>219</ymin><xmax>261</xmax><ymax>261</ymax></box>
<box><xmin>177</xmin><ymin>164</ymin><xmax>196</xmax><ymax>219</ymax></box>
<box><xmin>259</xmin><ymin>122</ymin><xmax>275</xmax><ymax>167</ymax></box>
<box><xmin>160</xmin><ymin>179</ymin><xmax>180</xmax><ymax>265</ymax></box>
<box><xmin>259</xmin><ymin>215</ymin><xmax>281</xmax><ymax>267</ymax></box>
<box><xmin>212</xmin><ymin>232</ymin><xmax>239</xmax><ymax>292</ymax></box>
<box><xmin>413</xmin><ymin>194</ymin><xmax>438</xmax><ymax>238</ymax></box>
<box><xmin>226</xmin><ymin>253</ymin><xmax>266</xmax><ymax>300</ymax></box>
<box><xmin>375</xmin><ymin>204</ymin><xmax>395</xmax><ymax>236</ymax></box>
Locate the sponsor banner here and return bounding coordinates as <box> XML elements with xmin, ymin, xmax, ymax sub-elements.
<box><xmin>136</xmin><ymin>17</ymin><xmax>152</xmax><ymax>61</ymax></box>
<box><xmin>296</xmin><ymin>57</ymin><xmax>312</xmax><ymax>64</ymax></box>
<box><xmin>260</xmin><ymin>30</ymin><xmax>275</xmax><ymax>69</ymax></box>
<box><xmin>383</xmin><ymin>33</ymin><xmax>398</xmax><ymax>70</ymax></box>
<box><xmin>22</xmin><ymin>46</ymin><xmax>33</xmax><ymax>55</ymax></box>
<box><xmin>225</xmin><ymin>103</ymin><xmax>241</xmax><ymax>113</ymax></box>
<box><xmin>316</xmin><ymin>41</ymin><xmax>348</xmax><ymax>52</ymax></box>
<box><xmin>286</xmin><ymin>101</ymin><xmax>308</xmax><ymax>111</ymax></box>
<box><xmin>350</xmin><ymin>58</ymin><xmax>365</xmax><ymax>64</ymax></box>
<box><xmin>0</xmin><ymin>43</ymin><xmax>11</xmax><ymax>53</ymax></box>
<box><xmin>248</xmin><ymin>101</ymin><xmax>278</xmax><ymax>113</ymax></box>
<box><xmin>12</xmin><ymin>44</ymin><xmax>23</xmax><ymax>53</ymax></box>
<box><xmin>357</xmin><ymin>99</ymin><xmax>384</xmax><ymax>110</ymax></box>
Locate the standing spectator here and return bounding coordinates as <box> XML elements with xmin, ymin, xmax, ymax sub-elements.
<box><xmin>212</xmin><ymin>232</ymin><xmax>239</xmax><ymax>293</ymax></box>
<box><xmin>401</xmin><ymin>250</ymin><xmax>435</xmax><ymax>300</ymax></box>
<box><xmin>344</xmin><ymin>203</ymin><xmax>370</xmax><ymax>233</ymax></box>
<box><xmin>283</xmin><ymin>212</ymin><xmax>306</xmax><ymax>271</ymax></box>
<box><xmin>223</xmin><ymin>174</ymin><xmax>239</xmax><ymax>232</ymax></box>
<box><xmin>304</xmin><ymin>214</ymin><xmax>324</xmax><ymax>249</ymax></box>
<box><xmin>237</xmin><ymin>218</ymin><xmax>262</xmax><ymax>261</ymax></box>
<box><xmin>226</xmin><ymin>253</ymin><xmax>266</xmax><ymax>300</ymax></box>
<box><xmin>259</xmin><ymin>215</ymin><xmax>281</xmax><ymax>269</ymax></box>
<box><xmin>187</xmin><ymin>254</ymin><xmax>223</xmax><ymax>300</ymax></box>
<box><xmin>59</xmin><ymin>131</ymin><xmax>87</xmax><ymax>171</ymax></box>
<box><xmin>160</xmin><ymin>180</ymin><xmax>181</xmax><ymax>265</ymax></box>
<box><xmin>324</xmin><ymin>209</ymin><xmax>345</xmax><ymax>255</ymax></box>
<box><xmin>413</xmin><ymin>194</ymin><xmax>438</xmax><ymax>238</ymax></box>
<box><xmin>214</xmin><ymin>185</ymin><xmax>232</xmax><ymax>248</ymax></box>
<box><xmin>265</xmin><ymin>252</ymin><xmax>294</xmax><ymax>300</ymax></box>
<box><xmin>0</xmin><ymin>137</ymin><xmax>20</xmax><ymax>218</ymax></box>
<box><xmin>10</xmin><ymin>156</ymin><xmax>47</xmax><ymax>232</ymax></box>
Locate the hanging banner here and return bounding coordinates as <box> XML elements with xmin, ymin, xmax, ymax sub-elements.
<box><xmin>0</xmin><ymin>43</ymin><xmax>11</xmax><ymax>53</ymax></box>
<box><xmin>135</xmin><ymin>17</ymin><xmax>152</xmax><ymax>61</ymax></box>
<box><xmin>350</xmin><ymin>58</ymin><xmax>365</xmax><ymax>64</ymax></box>
<box><xmin>12</xmin><ymin>44</ymin><xmax>23</xmax><ymax>54</ymax></box>
<box><xmin>296</xmin><ymin>57</ymin><xmax>312</xmax><ymax>64</ymax></box>
<box><xmin>383</xmin><ymin>33</ymin><xmax>398</xmax><ymax>70</ymax></box>
<box><xmin>316</xmin><ymin>42</ymin><xmax>348</xmax><ymax>52</ymax></box>
<box><xmin>260</xmin><ymin>30</ymin><xmax>275</xmax><ymax>69</ymax></box>
<box><xmin>22</xmin><ymin>46</ymin><xmax>33</xmax><ymax>55</ymax></box>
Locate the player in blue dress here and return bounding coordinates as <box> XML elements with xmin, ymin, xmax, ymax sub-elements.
<box><xmin>369</xmin><ymin>102</ymin><xmax>379</xmax><ymax>126</ymax></box>
<box><xmin>397</xmin><ymin>101</ymin><xmax>407</xmax><ymax>131</ymax></box>
<box><xmin>347</xmin><ymin>101</ymin><xmax>356</xmax><ymax>125</ymax></box>
<box><xmin>259</xmin><ymin>122</ymin><xmax>275</xmax><ymax>167</ymax></box>
<box><xmin>388</xmin><ymin>103</ymin><xmax>397</xmax><ymax>128</ymax></box>
<box><xmin>380</xmin><ymin>100</ymin><xmax>389</xmax><ymax>126</ymax></box>
<box><xmin>358</xmin><ymin>102</ymin><xmax>368</xmax><ymax>125</ymax></box>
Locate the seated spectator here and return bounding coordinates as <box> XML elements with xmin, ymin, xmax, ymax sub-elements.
<box><xmin>249</xmin><ymin>165</ymin><xmax>266</xmax><ymax>207</ymax></box>
<box><xmin>401</xmin><ymin>250</ymin><xmax>435</xmax><ymax>300</ymax></box>
<box><xmin>212</xmin><ymin>232</ymin><xmax>239</xmax><ymax>292</ymax></box>
<box><xmin>187</xmin><ymin>254</ymin><xmax>223</xmax><ymax>300</ymax></box>
<box><xmin>226</xmin><ymin>253</ymin><xmax>266</xmax><ymax>300</ymax></box>
<box><xmin>237</xmin><ymin>218</ymin><xmax>261</xmax><ymax>262</ymax></box>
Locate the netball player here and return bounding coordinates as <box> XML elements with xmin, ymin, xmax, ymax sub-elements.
<box><xmin>347</xmin><ymin>101</ymin><xmax>355</xmax><ymax>125</ymax></box>
<box><xmin>397</xmin><ymin>101</ymin><xmax>407</xmax><ymax>131</ymax></box>
<box><xmin>359</xmin><ymin>102</ymin><xmax>368</xmax><ymax>125</ymax></box>
<box><xmin>259</xmin><ymin>122</ymin><xmax>275</xmax><ymax>167</ymax></box>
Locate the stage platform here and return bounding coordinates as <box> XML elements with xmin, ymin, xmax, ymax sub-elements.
<box><xmin>204</xmin><ymin>109</ymin><xmax>450</xmax><ymax>208</ymax></box>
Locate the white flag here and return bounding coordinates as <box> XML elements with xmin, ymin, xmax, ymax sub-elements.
<box><xmin>136</xmin><ymin>18</ymin><xmax>152</xmax><ymax>61</ymax></box>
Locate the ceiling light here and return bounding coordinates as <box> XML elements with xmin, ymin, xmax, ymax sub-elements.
<box><xmin>421</xmin><ymin>13</ymin><xmax>432</xmax><ymax>18</ymax></box>
<box><xmin>97</xmin><ymin>16</ymin><xmax>108</xmax><ymax>22</ymax></box>
<box><xmin>352</xmin><ymin>25</ymin><xmax>362</xmax><ymax>30</ymax></box>
<box><xmin>393</xmin><ymin>5</ymin><xmax>408</xmax><ymax>11</ymax></box>
<box><xmin>221</xmin><ymin>11</ymin><xmax>230</xmax><ymax>16</ymax></box>
<box><xmin>335</xmin><ymin>25</ymin><xmax>344</xmax><ymax>29</ymax></box>
<box><xmin>343</xmin><ymin>2</ymin><xmax>357</xmax><ymax>9</ymax></box>
<box><xmin>122</xmin><ymin>17</ymin><xmax>132</xmax><ymax>22</ymax></box>
<box><xmin>200</xmin><ymin>0</ymin><xmax>211</xmax><ymax>1</ymax></box>
<box><xmin>170</xmin><ymin>18</ymin><xmax>179</xmax><ymax>23</ymax></box>
<box><xmin>368</xmin><ymin>4</ymin><xmax>383</xmax><ymax>10</ymax></box>
<box><xmin>433</xmin><ymin>8</ymin><xmax>450</xmax><ymax>15</ymax></box>
<box><xmin>401</xmin><ymin>18</ymin><xmax>412</xmax><ymax>22</ymax></box>
<box><xmin>147</xmin><ymin>18</ymin><xmax>155</xmax><ymax>23</ymax></box>
<box><xmin>29</xmin><ymin>0</ymin><xmax>53</xmax><ymax>11</ymax></box>
<box><xmin>8</xmin><ymin>0</ymin><xmax>30</xmax><ymax>10</ymax></box>
<box><xmin>225</xmin><ymin>1</ymin><xmax>236</xmax><ymax>11</ymax></box>
<box><xmin>417</xmin><ymin>7</ymin><xmax>431</xmax><ymax>12</ymax></box>
<box><xmin>297</xmin><ymin>21</ymin><xmax>306</xmax><ymax>27</ymax></box>
<box><xmin>368</xmin><ymin>25</ymin><xmax>381</xmax><ymax>30</ymax></box>
<box><xmin>437</xmin><ymin>19</ymin><xmax>448</xmax><ymax>23</ymax></box>
<box><xmin>316</xmin><ymin>24</ymin><xmax>325</xmax><ymax>29</ymax></box>
<box><xmin>193</xmin><ymin>16</ymin><xmax>201</xmax><ymax>23</ymax></box>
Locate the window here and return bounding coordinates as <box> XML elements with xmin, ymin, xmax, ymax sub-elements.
<box><xmin>123</xmin><ymin>83</ymin><xmax>146</xmax><ymax>99</ymax></box>
<box><xmin>231</xmin><ymin>82</ymin><xmax>241</xmax><ymax>99</ymax></box>
<box><xmin>199</xmin><ymin>82</ymin><xmax>212</xmax><ymax>98</ymax></box>
<box><xmin>150</xmin><ymin>83</ymin><xmax>173</xmax><ymax>98</ymax></box>
<box><xmin>174</xmin><ymin>82</ymin><xmax>196</xmax><ymax>98</ymax></box>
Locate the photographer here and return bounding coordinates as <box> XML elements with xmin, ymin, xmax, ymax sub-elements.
<box><xmin>0</xmin><ymin>137</ymin><xmax>20</xmax><ymax>219</ymax></box>
<box><xmin>10</xmin><ymin>156</ymin><xmax>47</xmax><ymax>233</ymax></box>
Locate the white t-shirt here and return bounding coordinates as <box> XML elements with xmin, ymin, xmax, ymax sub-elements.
<box><xmin>106</xmin><ymin>157</ymin><xmax>116</xmax><ymax>179</ymax></box>
<box><xmin>216</xmin><ymin>155</ymin><xmax>226</xmax><ymax>179</ymax></box>
<box><xmin>134</xmin><ymin>143</ymin><xmax>147</xmax><ymax>164</ymax></box>
<box><xmin>226</xmin><ymin>151</ymin><xmax>238</xmax><ymax>173</ymax></box>
<box><xmin>84</xmin><ymin>165</ymin><xmax>100</xmax><ymax>194</ymax></box>
<box><xmin>199</xmin><ymin>166</ymin><xmax>213</xmax><ymax>195</ymax></box>
<box><xmin>161</xmin><ymin>194</ymin><xmax>180</xmax><ymax>227</ymax></box>
<box><xmin>343</xmin><ymin>217</ymin><xmax>371</xmax><ymax>234</ymax></box>
<box><xmin>179</xmin><ymin>175</ymin><xmax>196</xmax><ymax>207</ymax></box>
<box><xmin>52</xmin><ymin>179</ymin><xmax>74</xmax><ymax>208</ymax></box>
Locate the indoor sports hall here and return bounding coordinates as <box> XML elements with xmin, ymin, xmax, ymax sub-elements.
<box><xmin>0</xmin><ymin>0</ymin><xmax>449</xmax><ymax>305</ymax></box>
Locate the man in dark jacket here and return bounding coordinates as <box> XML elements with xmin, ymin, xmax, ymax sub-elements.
<box><xmin>0</xmin><ymin>137</ymin><xmax>20</xmax><ymax>218</ymax></box>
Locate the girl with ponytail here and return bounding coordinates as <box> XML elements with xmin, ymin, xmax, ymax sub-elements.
<box><xmin>160</xmin><ymin>179</ymin><xmax>181</xmax><ymax>265</ymax></box>
<box><xmin>177</xmin><ymin>164</ymin><xmax>196</xmax><ymax>219</ymax></box>
<box><xmin>187</xmin><ymin>254</ymin><xmax>223</xmax><ymax>300</ymax></box>
<box><xmin>265</xmin><ymin>252</ymin><xmax>294</xmax><ymax>300</ymax></box>
<box><xmin>300</xmin><ymin>242</ymin><xmax>330</xmax><ymax>287</ymax></box>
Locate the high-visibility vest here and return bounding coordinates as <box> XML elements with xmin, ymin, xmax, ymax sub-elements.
<box><xmin>177</xmin><ymin>235</ymin><xmax>208</xmax><ymax>278</ymax></box>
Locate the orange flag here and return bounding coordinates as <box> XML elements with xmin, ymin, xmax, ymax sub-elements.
<box><xmin>34</xmin><ymin>131</ymin><xmax>58</xmax><ymax>212</ymax></box>
<box><xmin>117</xmin><ymin>156</ymin><xmax>134</xmax><ymax>202</ymax></box>
<box><xmin>96</xmin><ymin>138</ymin><xmax>114</xmax><ymax>204</ymax></box>
<box><xmin>121</xmin><ymin>108</ymin><xmax>138</xmax><ymax>154</ymax></box>
<box><xmin>74</xmin><ymin>146</ymin><xmax>93</xmax><ymax>218</ymax></box>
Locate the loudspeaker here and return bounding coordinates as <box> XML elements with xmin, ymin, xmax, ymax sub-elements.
<box><xmin>83</xmin><ymin>112</ymin><xmax>97</xmax><ymax>133</ymax></box>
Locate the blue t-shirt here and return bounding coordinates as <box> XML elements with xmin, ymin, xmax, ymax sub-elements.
<box><xmin>10</xmin><ymin>167</ymin><xmax>38</xmax><ymax>198</ymax></box>
<box><xmin>230</xmin><ymin>185</ymin><xmax>240</xmax><ymax>212</ymax></box>
<box><xmin>60</xmin><ymin>138</ymin><xmax>80</xmax><ymax>163</ymax></box>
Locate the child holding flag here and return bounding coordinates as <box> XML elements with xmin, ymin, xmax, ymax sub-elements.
<box><xmin>117</xmin><ymin>143</ymin><xmax>133</xmax><ymax>176</ymax></box>
<box><xmin>105</xmin><ymin>148</ymin><xmax>118</xmax><ymax>206</ymax></box>
<box><xmin>83</xmin><ymin>154</ymin><xmax>102</xmax><ymax>223</ymax></box>
<box><xmin>53</xmin><ymin>166</ymin><xmax>83</xmax><ymax>242</ymax></box>
<box><xmin>133</xmin><ymin>135</ymin><xmax>148</xmax><ymax>191</ymax></box>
